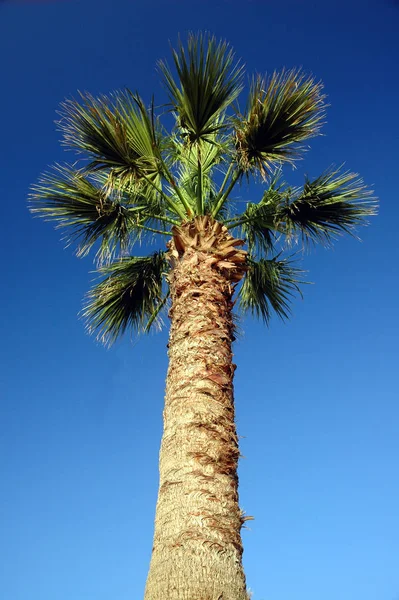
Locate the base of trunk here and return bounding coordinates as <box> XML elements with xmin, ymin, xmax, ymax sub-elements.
<box><xmin>145</xmin><ymin>546</ymin><xmax>248</xmax><ymax>600</ymax></box>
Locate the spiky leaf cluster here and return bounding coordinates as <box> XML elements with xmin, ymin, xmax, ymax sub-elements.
<box><xmin>83</xmin><ymin>253</ymin><xmax>168</xmax><ymax>345</ymax></box>
<box><xmin>234</xmin><ymin>71</ymin><xmax>325</xmax><ymax>178</ymax></box>
<box><xmin>239</xmin><ymin>257</ymin><xmax>304</xmax><ymax>323</ymax></box>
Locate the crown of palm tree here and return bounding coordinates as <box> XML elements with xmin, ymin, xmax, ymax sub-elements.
<box><xmin>30</xmin><ymin>33</ymin><xmax>376</xmax><ymax>345</ymax></box>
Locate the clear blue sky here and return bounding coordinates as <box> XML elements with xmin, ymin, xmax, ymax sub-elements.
<box><xmin>1</xmin><ymin>1</ymin><xmax>398</xmax><ymax>599</ymax></box>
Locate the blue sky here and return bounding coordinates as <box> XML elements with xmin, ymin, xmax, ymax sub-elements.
<box><xmin>1</xmin><ymin>1</ymin><xmax>398</xmax><ymax>599</ymax></box>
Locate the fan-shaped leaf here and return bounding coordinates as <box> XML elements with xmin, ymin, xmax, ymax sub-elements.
<box><xmin>235</xmin><ymin>177</ymin><xmax>284</xmax><ymax>254</ymax></box>
<box><xmin>239</xmin><ymin>256</ymin><xmax>305</xmax><ymax>323</ymax></box>
<box><xmin>160</xmin><ymin>33</ymin><xmax>243</xmax><ymax>144</ymax></box>
<box><xmin>235</xmin><ymin>70</ymin><xmax>326</xmax><ymax>178</ymax></box>
<box><xmin>58</xmin><ymin>91</ymin><xmax>161</xmax><ymax>186</ymax></box>
<box><xmin>278</xmin><ymin>167</ymin><xmax>377</xmax><ymax>244</ymax></box>
<box><xmin>84</xmin><ymin>252</ymin><xmax>169</xmax><ymax>345</ymax></box>
<box><xmin>29</xmin><ymin>165</ymin><xmax>168</xmax><ymax>263</ymax></box>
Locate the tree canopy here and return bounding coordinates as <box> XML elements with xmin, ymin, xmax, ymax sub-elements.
<box><xmin>30</xmin><ymin>33</ymin><xmax>376</xmax><ymax>345</ymax></box>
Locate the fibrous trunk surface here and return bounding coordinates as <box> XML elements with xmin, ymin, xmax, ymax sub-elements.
<box><xmin>145</xmin><ymin>217</ymin><xmax>249</xmax><ymax>600</ymax></box>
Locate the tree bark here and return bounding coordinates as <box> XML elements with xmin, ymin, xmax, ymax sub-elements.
<box><xmin>145</xmin><ymin>217</ymin><xmax>249</xmax><ymax>600</ymax></box>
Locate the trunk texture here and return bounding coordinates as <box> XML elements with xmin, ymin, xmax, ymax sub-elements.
<box><xmin>145</xmin><ymin>217</ymin><xmax>249</xmax><ymax>600</ymax></box>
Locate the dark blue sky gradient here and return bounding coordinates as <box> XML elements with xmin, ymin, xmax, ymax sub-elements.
<box><xmin>1</xmin><ymin>1</ymin><xmax>398</xmax><ymax>599</ymax></box>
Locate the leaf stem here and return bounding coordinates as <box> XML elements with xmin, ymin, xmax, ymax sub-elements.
<box><xmin>216</xmin><ymin>162</ymin><xmax>234</xmax><ymax>201</ymax></box>
<box><xmin>154</xmin><ymin>214</ymin><xmax>180</xmax><ymax>226</ymax></box>
<box><xmin>196</xmin><ymin>151</ymin><xmax>203</xmax><ymax>215</ymax></box>
<box><xmin>225</xmin><ymin>217</ymin><xmax>247</xmax><ymax>230</ymax></box>
<box><xmin>141</xmin><ymin>174</ymin><xmax>186</xmax><ymax>221</ymax></box>
<box><xmin>157</xmin><ymin>155</ymin><xmax>194</xmax><ymax>218</ymax></box>
<box><xmin>136</xmin><ymin>223</ymin><xmax>172</xmax><ymax>236</ymax></box>
<box><xmin>212</xmin><ymin>168</ymin><xmax>241</xmax><ymax>218</ymax></box>
<box><xmin>144</xmin><ymin>292</ymin><xmax>170</xmax><ymax>333</ymax></box>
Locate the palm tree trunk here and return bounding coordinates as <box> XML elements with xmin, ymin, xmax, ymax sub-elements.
<box><xmin>145</xmin><ymin>217</ymin><xmax>248</xmax><ymax>600</ymax></box>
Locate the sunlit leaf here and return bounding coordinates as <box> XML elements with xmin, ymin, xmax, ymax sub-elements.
<box><xmin>234</xmin><ymin>70</ymin><xmax>326</xmax><ymax>178</ymax></box>
<box><xmin>160</xmin><ymin>33</ymin><xmax>243</xmax><ymax>144</ymax></box>
<box><xmin>83</xmin><ymin>252</ymin><xmax>169</xmax><ymax>345</ymax></box>
<box><xmin>278</xmin><ymin>167</ymin><xmax>377</xmax><ymax>244</ymax></box>
<box><xmin>239</xmin><ymin>255</ymin><xmax>305</xmax><ymax>323</ymax></box>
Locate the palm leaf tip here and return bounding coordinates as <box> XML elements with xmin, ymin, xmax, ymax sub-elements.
<box><xmin>83</xmin><ymin>252</ymin><xmax>169</xmax><ymax>346</ymax></box>
<box><xmin>159</xmin><ymin>32</ymin><xmax>243</xmax><ymax>144</ymax></box>
<box><xmin>234</xmin><ymin>69</ymin><xmax>326</xmax><ymax>178</ymax></box>
<box><xmin>239</xmin><ymin>256</ymin><xmax>305</xmax><ymax>324</ymax></box>
<box><xmin>279</xmin><ymin>167</ymin><xmax>377</xmax><ymax>244</ymax></box>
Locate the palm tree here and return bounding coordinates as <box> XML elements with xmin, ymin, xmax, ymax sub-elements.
<box><xmin>30</xmin><ymin>34</ymin><xmax>376</xmax><ymax>600</ymax></box>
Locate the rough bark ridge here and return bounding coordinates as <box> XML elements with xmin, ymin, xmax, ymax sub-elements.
<box><xmin>145</xmin><ymin>217</ymin><xmax>249</xmax><ymax>600</ymax></box>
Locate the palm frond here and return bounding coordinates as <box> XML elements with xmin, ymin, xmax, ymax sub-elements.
<box><xmin>172</xmin><ymin>138</ymin><xmax>224</xmax><ymax>212</ymax></box>
<box><xmin>230</xmin><ymin>175</ymin><xmax>285</xmax><ymax>254</ymax></box>
<box><xmin>240</xmin><ymin>203</ymin><xmax>276</xmax><ymax>256</ymax></box>
<box><xmin>159</xmin><ymin>33</ymin><xmax>243</xmax><ymax>144</ymax></box>
<box><xmin>30</xmin><ymin>165</ymin><xmax>153</xmax><ymax>263</ymax></box>
<box><xmin>143</xmin><ymin>292</ymin><xmax>170</xmax><ymax>333</ymax></box>
<box><xmin>176</xmin><ymin>137</ymin><xmax>224</xmax><ymax>174</ymax></box>
<box><xmin>58</xmin><ymin>90</ymin><xmax>162</xmax><ymax>186</ymax></box>
<box><xmin>239</xmin><ymin>255</ymin><xmax>305</xmax><ymax>323</ymax></box>
<box><xmin>83</xmin><ymin>252</ymin><xmax>169</xmax><ymax>345</ymax></box>
<box><xmin>278</xmin><ymin>167</ymin><xmax>377</xmax><ymax>244</ymax></box>
<box><xmin>234</xmin><ymin>70</ymin><xmax>326</xmax><ymax>178</ymax></box>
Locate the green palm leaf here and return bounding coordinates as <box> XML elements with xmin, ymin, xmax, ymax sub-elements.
<box><xmin>230</xmin><ymin>176</ymin><xmax>285</xmax><ymax>254</ymax></box>
<box><xmin>83</xmin><ymin>252</ymin><xmax>169</xmax><ymax>345</ymax></box>
<box><xmin>172</xmin><ymin>137</ymin><xmax>224</xmax><ymax>212</ymax></box>
<box><xmin>278</xmin><ymin>167</ymin><xmax>377</xmax><ymax>244</ymax></box>
<box><xmin>159</xmin><ymin>33</ymin><xmax>243</xmax><ymax>144</ymax></box>
<box><xmin>235</xmin><ymin>70</ymin><xmax>325</xmax><ymax>178</ymax></box>
<box><xmin>240</xmin><ymin>202</ymin><xmax>276</xmax><ymax>256</ymax></box>
<box><xmin>58</xmin><ymin>91</ymin><xmax>161</xmax><ymax>186</ymax></box>
<box><xmin>29</xmin><ymin>165</ymin><xmax>167</xmax><ymax>263</ymax></box>
<box><xmin>239</xmin><ymin>255</ymin><xmax>305</xmax><ymax>323</ymax></box>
